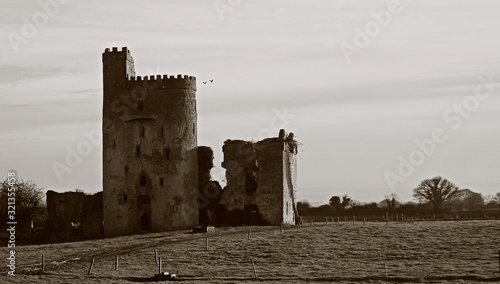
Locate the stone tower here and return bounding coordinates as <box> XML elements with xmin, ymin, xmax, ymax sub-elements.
<box><xmin>102</xmin><ymin>47</ymin><xmax>198</xmax><ymax>237</ymax></box>
<box><xmin>219</xmin><ymin>129</ymin><xmax>298</xmax><ymax>225</ymax></box>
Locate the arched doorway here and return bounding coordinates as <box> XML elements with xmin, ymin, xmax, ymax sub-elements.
<box><xmin>140</xmin><ymin>213</ymin><xmax>151</xmax><ymax>231</ymax></box>
<box><xmin>137</xmin><ymin>195</ymin><xmax>151</xmax><ymax>232</ymax></box>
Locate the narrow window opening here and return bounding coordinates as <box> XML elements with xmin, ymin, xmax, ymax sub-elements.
<box><xmin>124</xmin><ymin>165</ymin><xmax>129</xmax><ymax>175</ymax></box>
<box><xmin>141</xmin><ymin>126</ymin><xmax>145</xmax><ymax>138</ymax></box>
<box><xmin>192</xmin><ymin>123</ymin><xmax>195</xmax><ymax>135</ymax></box>
<box><xmin>136</xmin><ymin>145</ymin><xmax>141</xmax><ymax>157</ymax></box>
<box><xmin>123</xmin><ymin>194</ymin><xmax>128</xmax><ymax>202</ymax></box>
<box><xmin>160</xmin><ymin>178</ymin><xmax>164</xmax><ymax>186</ymax></box>
<box><xmin>137</xmin><ymin>101</ymin><xmax>144</xmax><ymax>110</ymax></box>
<box><xmin>160</xmin><ymin>125</ymin><xmax>164</xmax><ymax>137</ymax></box>
<box><xmin>113</xmin><ymin>139</ymin><xmax>116</xmax><ymax>148</ymax></box>
<box><xmin>140</xmin><ymin>176</ymin><xmax>147</xmax><ymax>186</ymax></box>
<box><xmin>165</xmin><ymin>148</ymin><xmax>170</xmax><ymax>160</ymax></box>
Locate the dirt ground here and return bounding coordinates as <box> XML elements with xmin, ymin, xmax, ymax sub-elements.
<box><xmin>3</xmin><ymin>220</ymin><xmax>500</xmax><ymax>283</ymax></box>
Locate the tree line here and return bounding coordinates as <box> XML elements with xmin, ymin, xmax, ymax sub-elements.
<box><xmin>298</xmin><ymin>176</ymin><xmax>500</xmax><ymax>218</ymax></box>
<box><xmin>1</xmin><ymin>176</ymin><xmax>499</xmax><ymax>242</ymax></box>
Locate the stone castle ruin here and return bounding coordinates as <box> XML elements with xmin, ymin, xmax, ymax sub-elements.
<box><xmin>48</xmin><ymin>47</ymin><xmax>299</xmax><ymax>238</ymax></box>
<box><xmin>216</xmin><ymin>130</ymin><xmax>298</xmax><ymax>225</ymax></box>
<box><xmin>46</xmin><ymin>191</ymin><xmax>103</xmax><ymax>241</ymax></box>
<box><xmin>102</xmin><ymin>47</ymin><xmax>199</xmax><ymax>237</ymax></box>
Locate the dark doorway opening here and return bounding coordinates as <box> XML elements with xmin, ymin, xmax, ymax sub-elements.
<box><xmin>140</xmin><ymin>213</ymin><xmax>151</xmax><ymax>231</ymax></box>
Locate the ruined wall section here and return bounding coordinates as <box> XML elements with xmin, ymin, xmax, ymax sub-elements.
<box><xmin>255</xmin><ymin>139</ymin><xmax>285</xmax><ymax>225</ymax></box>
<box><xmin>282</xmin><ymin>137</ymin><xmax>298</xmax><ymax>225</ymax></box>
<box><xmin>198</xmin><ymin>146</ymin><xmax>223</xmax><ymax>225</ymax></box>
<box><xmin>103</xmin><ymin>47</ymin><xmax>198</xmax><ymax>237</ymax></box>
<box><xmin>46</xmin><ymin>191</ymin><xmax>103</xmax><ymax>241</ymax></box>
<box><xmin>220</xmin><ymin>140</ymin><xmax>257</xmax><ymax>212</ymax></box>
<box><xmin>219</xmin><ymin>130</ymin><xmax>298</xmax><ymax>226</ymax></box>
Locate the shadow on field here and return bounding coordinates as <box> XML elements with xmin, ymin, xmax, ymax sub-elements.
<box><xmin>121</xmin><ymin>275</ymin><xmax>200</xmax><ymax>282</ymax></box>
<box><xmin>118</xmin><ymin>275</ymin><xmax>500</xmax><ymax>283</ymax></box>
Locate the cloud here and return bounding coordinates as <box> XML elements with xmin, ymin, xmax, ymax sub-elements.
<box><xmin>0</xmin><ymin>65</ymin><xmax>68</xmax><ymax>85</ymax></box>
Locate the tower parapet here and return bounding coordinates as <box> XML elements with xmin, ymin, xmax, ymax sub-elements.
<box><xmin>126</xmin><ymin>74</ymin><xmax>196</xmax><ymax>91</ymax></box>
<box><xmin>102</xmin><ymin>47</ymin><xmax>196</xmax><ymax>92</ymax></box>
<box><xmin>103</xmin><ymin>46</ymin><xmax>134</xmax><ymax>63</ymax></box>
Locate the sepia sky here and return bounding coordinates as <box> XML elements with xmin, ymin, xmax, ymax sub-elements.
<box><xmin>1</xmin><ymin>0</ymin><xmax>499</xmax><ymax>204</ymax></box>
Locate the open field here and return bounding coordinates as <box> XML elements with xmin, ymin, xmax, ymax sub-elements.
<box><xmin>3</xmin><ymin>220</ymin><xmax>500</xmax><ymax>283</ymax></box>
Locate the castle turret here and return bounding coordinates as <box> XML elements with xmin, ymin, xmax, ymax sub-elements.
<box><xmin>102</xmin><ymin>47</ymin><xmax>198</xmax><ymax>237</ymax></box>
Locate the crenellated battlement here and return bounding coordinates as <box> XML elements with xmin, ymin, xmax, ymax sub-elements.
<box><xmin>126</xmin><ymin>74</ymin><xmax>196</xmax><ymax>91</ymax></box>
<box><xmin>103</xmin><ymin>46</ymin><xmax>195</xmax><ymax>90</ymax></box>
<box><xmin>102</xmin><ymin>46</ymin><xmax>134</xmax><ymax>63</ymax></box>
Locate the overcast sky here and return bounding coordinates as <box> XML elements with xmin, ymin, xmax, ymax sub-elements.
<box><xmin>1</xmin><ymin>0</ymin><xmax>499</xmax><ymax>204</ymax></box>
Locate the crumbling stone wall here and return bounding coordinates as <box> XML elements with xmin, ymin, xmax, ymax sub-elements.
<box><xmin>198</xmin><ymin>146</ymin><xmax>222</xmax><ymax>225</ymax></box>
<box><xmin>46</xmin><ymin>191</ymin><xmax>103</xmax><ymax>241</ymax></box>
<box><xmin>219</xmin><ymin>129</ymin><xmax>298</xmax><ymax>225</ymax></box>
<box><xmin>102</xmin><ymin>47</ymin><xmax>198</xmax><ymax>237</ymax></box>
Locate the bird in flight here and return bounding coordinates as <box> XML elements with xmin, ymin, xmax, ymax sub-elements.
<box><xmin>203</xmin><ymin>81</ymin><xmax>207</xmax><ymax>84</ymax></box>
<box><xmin>209</xmin><ymin>79</ymin><xmax>213</xmax><ymax>83</ymax></box>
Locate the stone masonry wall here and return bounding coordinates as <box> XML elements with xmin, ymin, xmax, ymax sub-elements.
<box><xmin>220</xmin><ymin>130</ymin><xmax>297</xmax><ymax>225</ymax></box>
<box><xmin>102</xmin><ymin>47</ymin><xmax>198</xmax><ymax>237</ymax></box>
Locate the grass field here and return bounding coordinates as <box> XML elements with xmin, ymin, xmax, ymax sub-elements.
<box><xmin>4</xmin><ymin>220</ymin><xmax>500</xmax><ymax>283</ymax></box>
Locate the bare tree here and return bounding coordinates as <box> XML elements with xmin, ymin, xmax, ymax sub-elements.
<box><xmin>413</xmin><ymin>176</ymin><xmax>459</xmax><ymax>212</ymax></box>
<box><xmin>383</xmin><ymin>193</ymin><xmax>399</xmax><ymax>213</ymax></box>
<box><xmin>341</xmin><ymin>194</ymin><xmax>351</xmax><ymax>208</ymax></box>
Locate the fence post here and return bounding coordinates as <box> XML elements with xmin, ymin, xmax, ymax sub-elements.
<box><xmin>87</xmin><ymin>259</ymin><xmax>95</xmax><ymax>275</ymax></box>
<box><xmin>158</xmin><ymin>257</ymin><xmax>162</xmax><ymax>274</ymax></box>
<box><xmin>251</xmin><ymin>259</ymin><xmax>257</xmax><ymax>278</ymax></box>
<box><xmin>41</xmin><ymin>253</ymin><xmax>45</xmax><ymax>272</ymax></box>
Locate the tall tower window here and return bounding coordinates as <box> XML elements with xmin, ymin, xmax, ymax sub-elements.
<box><xmin>136</xmin><ymin>145</ymin><xmax>141</xmax><ymax>157</ymax></box>
<box><xmin>160</xmin><ymin>125</ymin><xmax>164</xmax><ymax>137</ymax></box>
<box><xmin>165</xmin><ymin>148</ymin><xmax>170</xmax><ymax>160</ymax></box>
<box><xmin>160</xmin><ymin>178</ymin><xmax>164</xmax><ymax>186</ymax></box>
<box><xmin>124</xmin><ymin>165</ymin><xmax>129</xmax><ymax>175</ymax></box>
<box><xmin>137</xmin><ymin>101</ymin><xmax>144</xmax><ymax>110</ymax></box>
<box><xmin>123</xmin><ymin>194</ymin><xmax>128</xmax><ymax>202</ymax></box>
<box><xmin>113</xmin><ymin>139</ymin><xmax>116</xmax><ymax>148</ymax></box>
<box><xmin>141</xmin><ymin>126</ymin><xmax>145</xmax><ymax>138</ymax></box>
<box><xmin>140</xmin><ymin>176</ymin><xmax>147</xmax><ymax>186</ymax></box>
